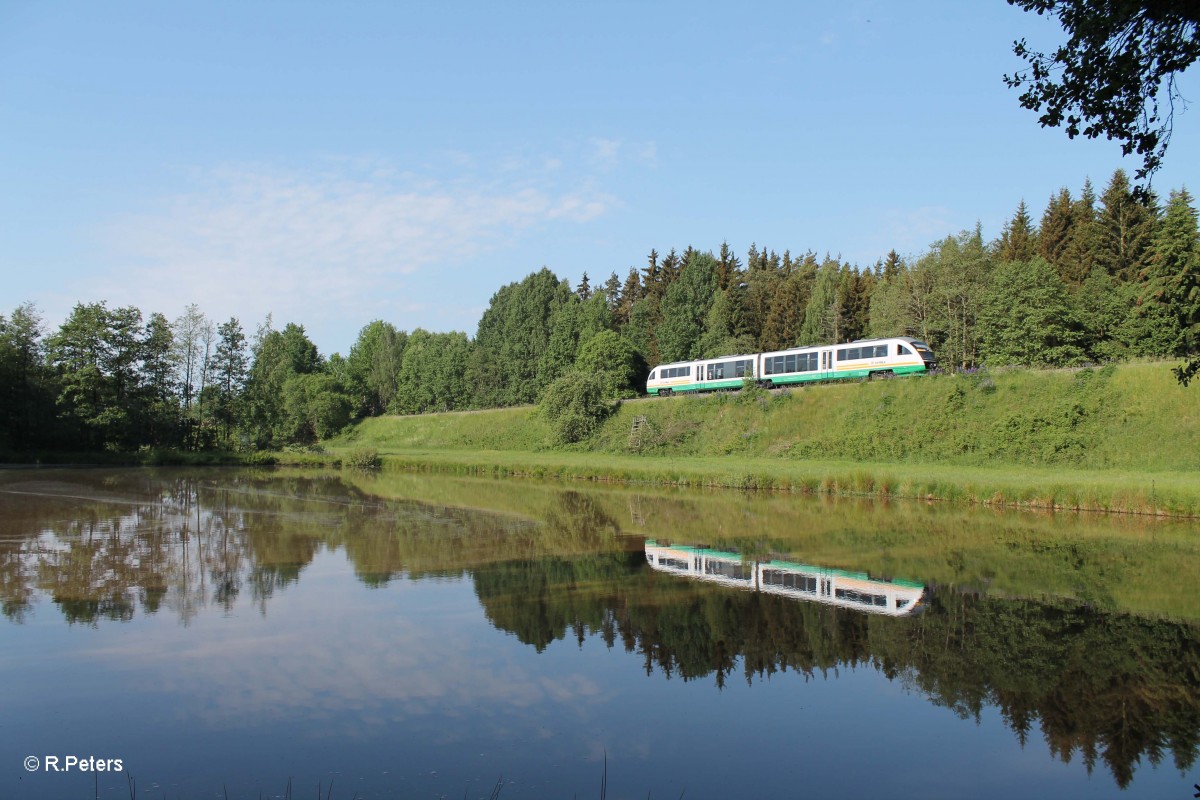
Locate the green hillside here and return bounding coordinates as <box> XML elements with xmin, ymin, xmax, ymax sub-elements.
<box><xmin>331</xmin><ymin>362</ymin><xmax>1200</xmax><ymax>515</ymax></box>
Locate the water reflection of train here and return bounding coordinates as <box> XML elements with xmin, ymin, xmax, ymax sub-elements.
<box><xmin>644</xmin><ymin>541</ymin><xmax>925</xmax><ymax>617</ymax></box>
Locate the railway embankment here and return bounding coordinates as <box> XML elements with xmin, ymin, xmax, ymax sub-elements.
<box><xmin>329</xmin><ymin>361</ymin><xmax>1200</xmax><ymax>516</ymax></box>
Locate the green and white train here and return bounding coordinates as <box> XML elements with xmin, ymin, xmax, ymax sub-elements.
<box><xmin>644</xmin><ymin>541</ymin><xmax>926</xmax><ymax>617</ymax></box>
<box><xmin>646</xmin><ymin>336</ymin><xmax>937</xmax><ymax>396</ymax></box>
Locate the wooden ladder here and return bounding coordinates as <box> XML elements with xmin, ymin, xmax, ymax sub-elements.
<box><xmin>629</xmin><ymin>415</ymin><xmax>648</xmax><ymax>450</ymax></box>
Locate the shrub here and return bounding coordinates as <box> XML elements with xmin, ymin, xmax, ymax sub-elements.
<box><xmin>344</xmin><ymin>447</ymin><xmax>381</xmax><ymax>469</ymax></box>
<box><xmin>538</xmin><ymin>371</ymin><xmax>617</xmax><ymax>445</ymax></box>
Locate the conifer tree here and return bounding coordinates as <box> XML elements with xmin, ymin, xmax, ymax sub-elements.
<box><xmin>740</xmin><ymin>243</ymin><xmax>771</xmax><ymax>345</ymax></box>
<box><xmin>716</xmin><ymin>240</ymin><xmax>742</xmax><ymax>290</ymax></box>
<box><xmin>1060</xmin><ymin>179</ymin><xmax>1101</xmax><ymax>285</ymax></box>
<box><xmin>1096</xmin><ymin>169</ymin><xmax>1157</xmax><ymax>281</ymax></box>
<box><xmin>838</xmin><ymin>268</ymin><xmax>874</xmax><ymax>342</ymax></box>
<box><xmin>640</xmin><ymin>250</ymin><xmax>661</xmax><ymax>300</ymax></box>
<box><xmin>881</xmin><ymin>250</ymin><xmax>903</xmax><ymax>280</ymax></box>
<box><xmin>602</xmin><ymin>272</ymin><xmax>621</xmax><ymax>310</ymax></box>
<box><xmin>1140</xmin><ymin>188</ymin><xmax>1200</xmax><ymax>364</ymax></box>
<box><xmin>760</xmin><ymin>271</ymin><xmax>809</xmax><ymax>351</ymax></box>
<box><xmin>997</xmin><ymin>200</ymin><xmax>1039</xmax><ymax>262</ymax></box>
<box><xmin>658</xmin><ymin>249</ymin><xmax>683</xmax><ymax>293</ymax></box>
<box><xmin>576</xmin><ymin>272</ymin><xmax>592</xmax><ymax>300</ymax></box>
<box><xmin>615</xmin><ymin>267</ymin><xmax>641</xmax><ymax>326</ymax></box>
<box><xmin>1037</xmin><ymin>188</ymin><xmax>1075</xmax><ymax>272</ymax></box>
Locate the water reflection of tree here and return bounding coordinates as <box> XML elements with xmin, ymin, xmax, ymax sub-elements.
<box><xmin>469</xmin><ymin>559</ymin><xmax>1200</xmax><ymax>789</ymax></box>
<box><xmin>3</xmin><ymin>471</ymin><xmax>1198</xmax><ymax>787</ymax></box>
<box><xmin>0</xmin><ymin>471</ymin><xmax>331</xmax><ymax>625</ymax></box>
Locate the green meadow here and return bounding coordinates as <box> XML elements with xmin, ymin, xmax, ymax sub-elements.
<box><xmin>326</xmin><ymin>361</ymin><xmax>1200</xmax><ymax>516</ymax></box>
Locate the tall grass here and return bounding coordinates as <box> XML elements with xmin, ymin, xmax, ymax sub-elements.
<box><xmin>323</xmin><ymin>362</ymin><xmax>1200</xmax><ymax>516</ymax></box>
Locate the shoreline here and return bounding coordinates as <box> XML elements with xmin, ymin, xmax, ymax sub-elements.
<box><xmin>353</xmin><ymin>449</ymin><xmax>1200</xmax><ymax>519</ymax></box>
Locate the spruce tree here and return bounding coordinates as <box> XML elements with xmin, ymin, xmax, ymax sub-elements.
<box><xmin>716</xmin><ymin>240</ymin><xmax>742</xmax><ymax>290</ymax></box>
<box><xmin>1060</xmin><ymin>178</ymin><xmax>1100</xmax><ymax>285</ymax></box>
<box><xmin>1096</xmin><ymin>169</ymin><xmax>1157</xmax><ymax>281</ymax></box>
<box><xmin>1037</xmin><ymin>188</ymin><xmax>1075</xmax><ymax>272</ymax></box>
<box><xmin>881</xmin><ymin>250</ymin><xmax>902</xmax><ymax>280</ymax></box>
<box><xmin>760</xmin><ymin>271</ymin><xmax>809</xmax><ymax>351</ymax></box>
<box><xmin>1140</xmin><ymin>188</ymin><xmax>1200</xmax><ymax>359</ymax></box>
<box><xmin>615</xmin><ymin>267</ymin><xmax>641</xmax><ymax>326</ymax></box>
<box><xmin>640</xmin><ymin>249</ymin><xmax>660</xmax><ymax>300</ymax></box>
<box><xmin>997</xmin><ymin>200</ymin><xmax>1038</xmax><ymax>262</ymax></box>
<box><xmin>602</xmin><ymin>272</ymin><xmax>621</xmax><ymax>310</ymax></box>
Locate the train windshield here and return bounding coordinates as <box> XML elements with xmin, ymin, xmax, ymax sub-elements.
<box><xmin>911</xmin><ymin>341</ymin><xmax>934</xmax><ymax>356</ymax></box>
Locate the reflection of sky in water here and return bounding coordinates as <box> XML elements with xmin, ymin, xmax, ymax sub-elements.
<box><xmin>2</xmin><ymin>470</ymin><xmax>1198</xmax><ymax>800</ymax></box>
<box><xmin>0</xmin><ymin>548</ymin><xmax>1188</xmax><ymax>800</ymax></box>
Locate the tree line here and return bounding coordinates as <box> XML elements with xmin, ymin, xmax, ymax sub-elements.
<box><xmin>2</xmin><ymin>168</ymin><xmax>1197</xmax><ymax>455</ymax></box>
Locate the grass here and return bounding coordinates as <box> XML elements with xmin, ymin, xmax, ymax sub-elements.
<box><xmin>336</xmin><ymin>468</ymin><xmax>1200</xmax><ymax>620</ymax></box>
<box><xmin>356</xmin><ymin>448</ymin><xmax>1200</xmax><ymax>516</ymax></box>
<box><xmin>323</xmin><ymin>361</ymin><xmax>1200</xmax><ymax>516</ymax></box>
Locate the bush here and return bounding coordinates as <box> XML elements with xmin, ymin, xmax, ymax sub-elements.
<box><xmin>344</xmin><ymin>447</ymin><xmax>381</xmax><ymax>469</ymax></box>
<box><xmin>538</xmin><ymin>371</ymin><xmax>617</xmax><ymax>445</ymax></box>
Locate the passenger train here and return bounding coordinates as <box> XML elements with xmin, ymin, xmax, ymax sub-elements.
<box><xmin>644</xmin><ymin>541</ymin><xmax>926</xmax><ymax>617</ymax></box>
<box><xmin>646</xmin><ymin>336</ymin><xmax>937</xmax><ymax>396</ymax></box>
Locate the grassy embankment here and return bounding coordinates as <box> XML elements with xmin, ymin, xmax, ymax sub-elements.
<box><xmin>327</xmin><ymin>361</ymin><xmax>1200</xmax><ymax>516</ymax></box>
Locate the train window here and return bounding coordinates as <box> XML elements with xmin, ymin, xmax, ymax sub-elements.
<box><xmin>734</xmin><ymin>359</ymin><xmax>751</xmax><ymax>377</ymax></box>
<box><xmin>763</xmin><ymin>570</ymin><xmax>817</xmax><ymax>592</ymax></box>
<box><xmin>784</xmin><ymin>354</ymin><xmax>795</xmax><ymax>372</ymax></box>
<box><xmin>705</xmin><ymin>561</ymin><xmax>752</xmax><ymax>581</ymax></box>
<box><xmin>649</xmin><ymin>371</ymin><xmax>656</xmax><ymax>380</ymax></box>
<box><xmin>898</xmin><ymin>344</ymin><xmax>912</xmax><ymax>356</ymax></box>
<box><xmin>836</xmin><ymin>588</ymin><xmax>888</xmax><ymax>606</ymax></box>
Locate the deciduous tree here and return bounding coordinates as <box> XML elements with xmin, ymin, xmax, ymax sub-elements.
<box><xmin>1004</xmin><ymin>0</ymin><xmax>1200</xmax><ymax>184</ymax></box>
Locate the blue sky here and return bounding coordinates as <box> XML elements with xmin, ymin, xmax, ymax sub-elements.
<box><xmin>2</xmin><ymin>0</ymin><xmax>1197</xmax><ymax>356</ymax></box>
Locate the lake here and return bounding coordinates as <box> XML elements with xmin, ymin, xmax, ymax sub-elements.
<box><xmin>1</xmin><ymin>467</ymin><xmax>1198</xmax><ymax>799</ymax></box>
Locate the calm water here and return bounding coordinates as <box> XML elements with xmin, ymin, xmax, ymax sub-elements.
<box><xmin>1</xmin><ymin>467</ymin><xmax>1198</xmax><ymax>799</ymax></box>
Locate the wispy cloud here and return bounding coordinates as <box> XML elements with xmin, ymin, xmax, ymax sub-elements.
<box><xmin>96</xmin><ymin>153</ymin><xmax>617</xmax><ymax>335</ymax></box>
<box><xmin>871</xmin><ymin>205</ymin><xmax>956</xmax><ymax>259</ymax></box>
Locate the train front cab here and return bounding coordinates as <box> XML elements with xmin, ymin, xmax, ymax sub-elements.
<box><xmin>646</xmin><ymin>361</ymin><xmax>697</xmax><ymax>396</ymax></box>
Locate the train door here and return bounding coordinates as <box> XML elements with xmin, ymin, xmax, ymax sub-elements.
<box><xmin>821</xmin><ymin>349</ymin><xmax>832</xmax><ymax>374</ymax></box>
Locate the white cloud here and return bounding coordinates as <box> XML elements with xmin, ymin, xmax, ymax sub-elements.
<box><xmin>874</xmin><ymin>205</ymin><xmax>956</xmax><ymax>259</ymax></box>
<box><xmin>96</xmin><ymin>155</ymin><xmax>616</xmax><ymax>336</ymax></box>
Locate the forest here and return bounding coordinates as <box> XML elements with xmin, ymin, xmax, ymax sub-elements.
<box><xmin>1</xmin><ymin>169</ymin><xmax>1197</xmax><ymax>456</ymax></box>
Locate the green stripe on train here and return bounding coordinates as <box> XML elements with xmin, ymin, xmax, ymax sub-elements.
<box><xmin>647</xmin><ymin>364</ymin><xmax>927</xmax><ymax>393</ymax></box>
<box><xmin>645</xmin><ymin>541</ymin><xmax>924</xmax><ymax>589</ymax></box>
